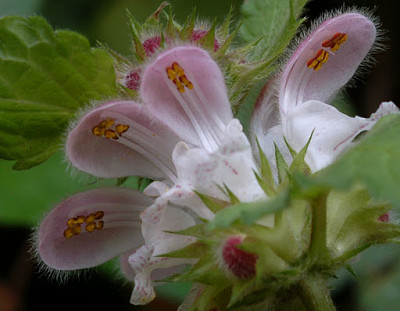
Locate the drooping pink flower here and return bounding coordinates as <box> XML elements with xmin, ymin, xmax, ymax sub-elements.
<box><xmin>251</xmin><ymin>12</ymin><xmax>399</xmax><ymax>173</ymax></box>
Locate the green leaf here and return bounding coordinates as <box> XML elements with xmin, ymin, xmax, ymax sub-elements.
<box><xmin>0</xmin><ymin>16</ymin><xmax>117</xmax><ymax>169</ymax></box>
<box><xmin>240</xmin><ymin>0</ymin><xmax>307</xmax><ymax>61</ymax></box>
<box><xmin>207</xmin><ymin>188</ymin><xmax>291</xmax><ymax>231</ymax></box>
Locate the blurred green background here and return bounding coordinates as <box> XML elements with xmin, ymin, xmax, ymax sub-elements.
<box><xmin>0</xmin><ymin>0</ymin><xmax>400</xmax><ymax>310</ymax></box>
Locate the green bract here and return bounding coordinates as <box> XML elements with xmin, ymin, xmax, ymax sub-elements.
<box><xmin>0</xmin><ymin>16</ymin><xmax>117</xmax><ymax>169</ymax></box>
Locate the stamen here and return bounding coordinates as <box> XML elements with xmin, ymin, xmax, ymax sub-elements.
<box><xmin>91</xmin><ymin>118</ymin><xmax>130</xmax><ymax>141</ymax></box>
<box><xmin>307</xmin><ymin>49</ymin><xmax>329</xmax><ymax>71</ymax></box>
<box><xmin>104</xmin><ymin>129</ymin><xmax>119</xmax><ymax>140</ymax></box>
<box><xmin>322</xmin><ymin>32</ymin><xmax>348</xmax><ymax>52</ymax></box>
<box><xmin>166</xmin><ymin>62</ymin><xmax>193</xmax><ymax>93</ymax></box>
<box><xmin>115</xmin><ymin>124</ymin><xmax>129</xmax><ymax>135</ymax></box>
<box><xmin>63</xmin><ymin>211</ymin><xmax>105</xmax><ymax>239</ymax></box>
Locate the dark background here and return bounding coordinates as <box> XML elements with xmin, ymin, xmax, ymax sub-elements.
<box><xmin>0</xmin><ymin>0</ymin><xmax>399</xmax><ymax>310</ymax></box>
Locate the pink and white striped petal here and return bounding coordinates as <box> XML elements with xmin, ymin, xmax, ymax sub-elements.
<box><xmin>66</xmin><ymin>101</ymin><xmax>181</xmax><ymax>183</ymax></box>
<box><xmin>37</xmin><ymin>187</ymin><xmax>153</xmax><ymax>270</ymax></box>
<box><xmin>280</xmin><ymin>13</ymin><xmax>376</xmax><ymax>117</ymax></box>
<box><xmin>285</xmin><ymin>101</ymin><xmax>399</xmax><ymax>171</ymax></box>
<box><xmin>141</xmin><ymin>46</ymin><xmax>233</xmax><ymax>152</ymax></box>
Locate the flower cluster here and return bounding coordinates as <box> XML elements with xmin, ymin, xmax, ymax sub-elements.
<box><xmin>36</xmin><ymin>10</ymin><xmax>399</xmax><ymax>310</ymax></box>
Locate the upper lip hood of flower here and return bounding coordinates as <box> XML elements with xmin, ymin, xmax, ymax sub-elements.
<box><xmin>251</xmin><ymin>12</ymin><xmax>399</xmax><ymax>173</ymax></box>
<box><xmin>279</xmin><ymin>12</ymin><xmax>376</xmax><ymax>118</ymax></box>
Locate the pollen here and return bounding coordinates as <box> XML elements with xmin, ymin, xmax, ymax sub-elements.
<box><xmin>322</xmin><ymin>32</ymin><xmax>348</xmax><ymax>52</ymax></box>
<box><xmin>115</xmin><ymin>124</ymin><xmax>129</xmax><ymax>135</ymax></box>
<box><xmin>92</xmin><ymin>119</ymin><xmax>129</xmax><ymax>140</ymax></box>
<box><xmin>166</xmin><ymin>62</ymin><xmax>193</xmax><ymax>93</ymax></box>
<box><xmin>307</xmin><ymin>49</ymin><xmax>329</xmax><ymax>71</ymax></box>
<box><xmin>64</xmin><ymin>211</ymin><xmax>105</xmax><ymax>238</ymax></box>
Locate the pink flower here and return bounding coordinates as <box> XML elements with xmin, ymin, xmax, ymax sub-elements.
<box><xmin>37</xmin><ymin>45</ymin><xmax>264</xmax><ymax>304</ymax></box>
<box><xmin>251</xmin><ymin>12</ymin><xmax>399</xmax><ymax>173</ymax></box>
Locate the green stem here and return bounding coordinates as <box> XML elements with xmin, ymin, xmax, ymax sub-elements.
<box><xmin>297</xmin><ymin>275</ymin><xmax>336</xmax><ymax>311</ymax></box>
<box><xmin>310</xmin><ymin>193</ymin><xmax>329</xmax><ymax>262</ymax></box>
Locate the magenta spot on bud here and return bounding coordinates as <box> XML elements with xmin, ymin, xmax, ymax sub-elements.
<box><xmin>125</xmin><ymin>70</ymin><xmax>141</xmax><ymax>91</ymax></box>
<box><xmin>222</xmin><ymin>236</ymin><xmax>258</xmax><ymax>279</ymax></box>
<box><xmin>191</xmin><ymin>29</ymin><xmax>220</xmax><ymax>52</ymax></box>
<box><xmin>378</xmin><ymin>213</ymin><xmax>389</xmax><ymax>223</ymax></box>
<box><xmin>143</xmin><ymin>36</ymin><xmax>161</xmax><ymax>57</ymax></box>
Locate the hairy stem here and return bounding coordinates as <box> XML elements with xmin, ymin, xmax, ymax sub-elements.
<box><xmin>297</xmin><ymin>274</ymin><xmax>336</xmax><ymax>311</ymax></box>
<box><xmin>309</xmin><ymin>193</ymin><xmax>329</xmax><ymax>262</ymax></box>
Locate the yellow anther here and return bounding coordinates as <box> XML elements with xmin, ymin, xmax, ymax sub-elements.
<box><xmin>85</xmin><ymin>214</ymin><xmax>96</xmax><ymax>223</ymax></box>
<box><xmin>172</xmin><ymin>62</ymin><xmax>185</xmax><ymax>76</ymax></box>
<box><xmin>92</xmin><ymin>126</ymin><xmax>105</xmax><ymax>137</ymax></box>
<box><xmin>104</xmin><ymin>129</ymin><xmax>119</xmax><ymax>140</ymax></box>
<box><xmin>179</xmin><ymin>76</ymin><xmax>193</xmax><ymax>89</ymax></box>
<box><xmin>64</xmin><ymin>211</ymin><xmax>105</xmax><ymax>238</ymax></box>
<box><xmin>115</xmin><ymin>124</ymin><xmax>129</xmax><ymax>136</ymax></box>
<box><xmin>322</xmin><ymin>33</ymin><xmax>348</xmax><ymax>52</ymax></box>
<box><xmin>307</xmin><ymin>49</ymin><xmax>329</xmax><ymax>71</ymax></box>
<box><xmin>63</xmin><ymin>228</ymin><xmax>75</xmax><ymax>239</ymax></box>
<box><xmin>166</xmin><ymin>62</ymin><xmax>193</xmax><ymax>93</ymax></box>
<box><xmin>167</xmin><ymin>67</ymin><xmax>177</xmax><ymax>81</ymax></box>
<box><xmin>92</xmin><ymin>119</ymin><xmax>116</xmax><ymax>138</ymax></box>
<box><xmin>99</xmin><ymin>119</ymin><xmax>115</xmax><ymax>129</ymax></box>
<box><xmin>85</xmin><ymin>223</ymin><xmax>96</xmax><ymax>233</ymax></box>
<box><xmin>96</xmin><ymin>221</ymin><xmax>104</xmax><ymax>230</ymax></box>
<box><xmin>63</xmin><ymin>225</ymin><xmax>81</xmax><ymax>239</ymax></box>
<box><xmin>95</xmin><ymin>211</ymin><xmax>105</xmax><ymax>220</ymax></box>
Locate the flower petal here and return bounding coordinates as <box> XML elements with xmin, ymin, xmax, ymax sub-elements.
<box><xmin>38</xmin><ymin>187</ymin><xmax>154</xmax><ymax>270</ymax></box>
<box><xmin>128</xmin><ymin>245</ymin><xmax>193</xmax><ymax>305</ymax></box>
<box><xmin>141</xmin><ymin>196</ymin><xmax>197</xmax><ymax>256</ymax></box>
<box><xmin>67</xmin><ymin>101</ymin><xmax>181</xmax><ymax>182</ymax></box>
<box><xmin>280</xmin><ymin>13</ymin><xmax>376</xmax><ymax>117</ymax></box>
<box><xmin>284</xmin><ymin>100</ymin><xmax>399</xmax><ymax>171</ymax></box>
<box><xmin>141</xmin><ymin>46</ymin><xmax>233</xmax><ymax>152</ymax></box>
<box><xmin>173</xmin><ymin>119</ymin><xmax>266</xmax><ymax>202</ymax></box>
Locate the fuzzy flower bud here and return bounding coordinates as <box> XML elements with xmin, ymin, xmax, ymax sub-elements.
<box><xmin>221</xmin><ymin>236</ymin><xmax>258</xmax><ymax>279</ymax></box>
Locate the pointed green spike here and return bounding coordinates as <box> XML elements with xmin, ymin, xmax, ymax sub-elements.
<box><xmin>180</xmin><ymin>7</ymin><xmax>196</xmax><ymax>40</ymax></box>
<box><xmin>199</xmin><ymin>18</ymin><xmax>217</xmax><ymax>50</ymax></box>
<box><xmin>219</xmin><ymin>5</ymin><xmax>233</xmax><ymax>38</ymax></box>
<box><xmin>289</xmin><ymin>130</ymin><xmax>313</xmax><ymax>175</ymax></box>
<box><xmin>159</xmin><ymin>241</ymin><xmax>207</xmax><ymax>258</ymax></box>
<box><xmin>127</xmin><ymin>11</ymin><xmax>146</xmax><ymax>62</ymax></box>
<box><xmin>165</xmin><ymin>224</ymin><xmax>206</xmax><ymax>238</ymax></box>
<box><xmin>159</xmin><ymin>31</ymin><xmax>166</xmax><ymax>49</ymax></box>
<box><xmin>275</xmin><ymin>142</ymin><xmax>288</xmax><ymax>184</ymax></box>
<box><xmin>254</xmin><ymin>171</ymin><xmax>275</xmax><ymax>197</ymax></box>
<box><xmin>345</xmin><ymin>265</ymin><xmax>360</xmax><ymax>281</ymax></box>
<box><xmin>283</xmin><ymin>136</ymin><xmax>297</xmax><ymax>158</ymax></box>
<box><xmin>256</xmin><ymin>138</ymin><xmax>275</xmax><ymax>188</ymax></box>
<box><xmin>222</xmin><ymin>184</ymin><xmax>240</xmax><ymax>205</ymax></box>
<box><xmin>145</xmin><ymin>1</ymin><xmax>169</xmax><ymax>25</ymax></box>
<box><xmin>165</xmin><ymin>5</ymin><xmax>177</xmax><ymax>39</ymax></box>
<box><xmin>195</xmin><ymin>191</ymin><xmax>226</xmax><ymax>213</ymax></box>
<box><xmin>216</xmin><ymin>21</ymin><xmax>242</xmax><ymax>57</ymax></box>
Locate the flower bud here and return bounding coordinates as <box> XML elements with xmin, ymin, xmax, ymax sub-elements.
<box><xmin>221</xmin><ymin>236</ymin><xmax>258</xmax><ymax>279</ymax></box>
